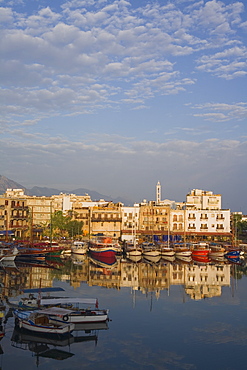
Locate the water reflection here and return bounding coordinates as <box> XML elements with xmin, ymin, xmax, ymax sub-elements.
<box><xmin>0</xmin><ymin>254</ymin><xmax>245</xmax><ymax>302</ymax></box>
<box><xmin>0</xmin><ymin>254</ymin><xmax>246</xmax><ymax>369</ymax></box>
<box><xmin>11</xmin><ymin>322</ymin><xmax>106</xmax><ymax>367</ymax></box>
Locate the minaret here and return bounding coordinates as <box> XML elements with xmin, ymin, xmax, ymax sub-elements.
<box><xmin>156</xmin><ymin>181</ymin><xmax>161</xmax><ymax>204</ymax></box>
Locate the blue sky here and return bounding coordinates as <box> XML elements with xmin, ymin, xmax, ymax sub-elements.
<box><xmin>0</xmin><ymin>0</ymin><xmax>247</xmax><ymax>212</ymax></box>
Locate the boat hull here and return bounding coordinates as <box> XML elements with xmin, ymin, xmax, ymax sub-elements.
<box><xmin>89</xmin><ymin>248</ymin><xmax>116</xmax><ymax>258</ymax></box>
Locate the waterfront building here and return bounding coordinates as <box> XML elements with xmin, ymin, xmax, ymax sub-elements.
<box><xmin>186</xmin><ymin>189</ymin><xmax>221</xmax><ymax>210</ymax></box>
<box><xmin>121</xmin><ymin>205</ymin><xmax>140</xmax><ymax>242</ymax></box>
<box><xmin>0</xmin><ymin>184</ymin><xmax>232</xmax><ymax>243</ymax></box>
<box><xmin>0</xmin><ymin>190</ymin><xmax>29</xmax><ymax>239</ymax></box>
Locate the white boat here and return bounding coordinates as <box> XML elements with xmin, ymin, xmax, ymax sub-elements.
<box><xmin>13</xmin><ymin>309</ymin><xmax>75</xmax><ymax>336</ymax></box>
<box><xmin>174</xmin><ymin>247</ymin><xmax>192</xmax><ymax>257</ymax></box>
<box><xmin>125</xmin><ymin>242</ymin><xmax>142</xmax><ymax>256</ymax></box>
<box><xmin>71</xmin><ymin>241</ymin><xmax>88</xmax><ymax>255</ymax></box>
<box><xmin>41</xmin><ymin>306</ymin><xmax>109</xmax><ymax>324</ymax></box>
<box><xmin>160</xmin><ymin>245</ymin><xmax>175</xmax><ymax>257</ymax></box>
<box><xmin>141</xmin><ymin>242</ymin><xmax>161</xmax><ymax>257</ymax></box>
<box><xmin>5</xmin><ymin>287</ymin><xmax>99</xmax><ymax>311</ymax></box>
<box><xmin>0</xmin><ymin>246</ymin><xmax>18</xmax><ymax>262</ymax></box>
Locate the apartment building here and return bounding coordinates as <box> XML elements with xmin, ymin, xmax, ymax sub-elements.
<box><xmin>0</xmin><ymin>185</ymin><xmax>232</xmax><ymax>242</ymax></box>
<box><xmin>121</xmin><ymin>205</ymin><xmax>140</xmax><ymax>242</ymax></box>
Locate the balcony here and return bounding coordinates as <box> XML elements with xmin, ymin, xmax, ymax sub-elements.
<box><xmin>91</xmin><ymin>218</ymin><xmax>122</xmax><ymax>222</ymax></box>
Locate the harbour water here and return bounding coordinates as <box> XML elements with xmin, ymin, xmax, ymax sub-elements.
<box><xmin>0</xmin><ymin>254</ymin><xmax>247</xmax><ymax>369</ymax></box>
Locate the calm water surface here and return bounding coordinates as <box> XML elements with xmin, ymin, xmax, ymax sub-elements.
<box><xmin>0</xmin><ymin>255</ymin><xmax>247</xmax><ymax>370</ymax></box>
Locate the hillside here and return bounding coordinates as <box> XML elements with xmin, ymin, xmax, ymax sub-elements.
<box><xmin>0</xmin><ymin>175</ymin><xmax>133</xmax><ymax>205</ymax></box>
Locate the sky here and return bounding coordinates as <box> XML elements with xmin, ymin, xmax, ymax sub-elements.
<box><xmin>0</xmin><ymin>0</ymin><xmax>247</xmax><ymax>212</ymax></box>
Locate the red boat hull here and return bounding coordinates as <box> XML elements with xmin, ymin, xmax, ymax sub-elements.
<box><xmin>192</xmin><ymin>249</ymin><xmax>210</xmax><ymax>257</ymax></box>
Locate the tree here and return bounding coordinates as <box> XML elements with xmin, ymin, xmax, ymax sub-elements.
<box><xmin>51</xmin><ymin>211</ymin><xmax>83</xmax><ymax>238</ymax></box>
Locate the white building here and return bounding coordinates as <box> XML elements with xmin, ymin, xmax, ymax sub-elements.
<box><xmin>121</xmin><ymin>205</ymin><xmax>140</xmax><ymax>242</ymax></box>
<box><xmin>186</xmin><ymin>189</ymin><xmax>221</xmax><ymax>210</ymax></box>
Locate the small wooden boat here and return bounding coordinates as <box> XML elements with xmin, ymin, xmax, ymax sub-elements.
<box><xmin>13</xmin><ymin>309</ymin><xmax>75</xmax><ymax>336</ymax></box>
<box><xmin>41</xmin><ymin>306</ymin><xmax>109</xmax><ymax>324</ymax></box>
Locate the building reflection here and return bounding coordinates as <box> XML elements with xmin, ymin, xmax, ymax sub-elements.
<box><xmin>0</xmin><ymin>255</ymin><xmax>240</xmax><ymax>302</ymax></box>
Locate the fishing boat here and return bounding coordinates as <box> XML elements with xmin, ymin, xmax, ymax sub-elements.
<box><xmin>71</xmin><ymin>241</ymin><xmax>88</xmax><ymax>255</ymax></box>
<box><xmin>13</xmin><ymin>309</ymin><xmax>75</xmax><ymax>337</ymax></box>
<box><xmin>141</xmin><ymin>242</ymin><xmax>161</xmax><ymax>257</ymax></box>
<box><xmin>191</xmin><ymin>243</ymin><xmax>210</xmax><ymax>257</ymax></box>
<box><xmin>224</xmin><ymin>246</ymin><xmax>243</xmax><ymax>258</ymax></box>
<box><xmin>88</xmin><ymin>236</ymin><xmax>119</xmax><ymax>258</ymax></box>
<box><xmin>6</xmin><ymin>288</ymin><xmax>100</xmax><ymax>311</ymax></box>
<box><xmin>41</xmin><ymin>306</ymin><xmax>109</xmax><ymax>324</ymax></box>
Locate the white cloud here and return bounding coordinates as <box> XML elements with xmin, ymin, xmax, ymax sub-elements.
<box><xmin>191</xmin><ymin>102</ymin><xmax>247</xmax><ymax>122</ymax></box>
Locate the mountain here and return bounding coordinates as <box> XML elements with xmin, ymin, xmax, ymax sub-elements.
<box><xmin>0</xmin><ymin>175</ymin><xmax>28</xmax><ymax>194</ymax></box>
<box><xmin>0</xmin><ymin>175</ymin><xmax>133</xmax><ymax>205</ymax></box>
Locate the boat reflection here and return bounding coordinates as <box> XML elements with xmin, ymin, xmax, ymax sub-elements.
<box><xmin>1</xmin><ymin>253</ymin><xmax>246</xmax><ymax>306</ymax></box>
<box><xmin>11</xmin><ymin>319</ymin><xmax>106</xmax><ymax>365</ymax></box>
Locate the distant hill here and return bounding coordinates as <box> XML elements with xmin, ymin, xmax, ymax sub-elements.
<box><xmin>0</xmin><ymin>175</ymin><xmax>133</xmax><ymax>205</ymax></box>
<box><xmin>0</xmin><ymin>175</ymin><xmax>27</xmax><ymax>194</ymax></box>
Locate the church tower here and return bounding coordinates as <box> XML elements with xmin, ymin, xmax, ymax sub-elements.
<box><xmin>156</xmin><ymin>181</ymin><xmax>161</xmax><ymax>204</ymax></box>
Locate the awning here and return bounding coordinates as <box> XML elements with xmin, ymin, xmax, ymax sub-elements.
<box><xmin>0</xmin><ymin>230</ymin><xmax>15</xmax><ymax>235</ymax></box>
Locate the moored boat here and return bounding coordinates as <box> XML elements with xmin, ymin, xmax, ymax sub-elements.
<box><xmin>88</xmin><ymin>236</ymin><xmax>119</xmax><ymax>258</ymax></box>
<box><xmin>71</xmin><ymin>241</ymin><xmax>88</xmax><ymax>255</ymax></box>
<box><xmin>174</xmin><ymin>247</ymin><xmax>192</xmax><ymax>257</ymax></box>
<box><xmin>141</xmin><ymin>242</ymin><xmax>161</xmax><ymax>257</ymax></box>
<box><xmin>160</xmin><ymin>245</ymin><xmax>175</xmax><ymax>257</ymax></box>
<box><xmin>13</xmin><ymin>309</ymin><xmax>75</xmax><ymax>337</ymax></box>
<box><xmin>41</xmin><ymin>306</ymin><xmax>109</xmax><ymax>324</ymax></box>
<box><xmin>124</xmin><ymin>242</ymin><xmax>142</xmax><ymax>256</ymax></box>
<box><xmin>5</xmin><ymin>287</ymin><xmax>100</xmax><ymax>311</ymax></box>
<box><xmin>191</xmin><ymin>243</ymin><xmax>210</xmax><ymax>257</ymax></box>
<box><xmin>209</xmin><ymin>245</ymin><xmax>225</xmax><ymax>258</ymax></box>
<box><xmin>0</xmin><ymin>244</ymin><xmax>19</xmax><ymax>262</ymax></box>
